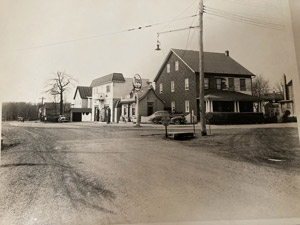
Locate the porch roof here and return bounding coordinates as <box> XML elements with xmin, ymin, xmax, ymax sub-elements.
<box><xmin>203</xmin><ymin>90</ymin><xmax>260</xmax><ymax>101</ymax></box>
<box><xmin>70</xmin><ymin>108</ymin><xmax>92</xmax><ymax>113</ymax></box>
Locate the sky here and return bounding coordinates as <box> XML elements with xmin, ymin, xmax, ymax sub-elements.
<box><xmin>0</xmin><ymin>0</ymin><xmax>298</xmax><ymax>103</ymax></box>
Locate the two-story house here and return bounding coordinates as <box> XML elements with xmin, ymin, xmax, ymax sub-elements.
<box><xmin>154</xmin><ymin>49</ymin><xmax>261</xmax><ymax>123</ymax></box>
<box><xmin>71</xmin><ymin>86</ymin><xmax>92</xmax><ymax>122</ymax></box>
<box><xmin>91</xmin><ymin>73</ymin><xmax>149</xmax><ymax>123</ymax></box>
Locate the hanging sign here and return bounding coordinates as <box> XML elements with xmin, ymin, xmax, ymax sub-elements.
<box><xmin>133</xmin><ymin>74</ymin><xmax>142</xmax><ymax>91</ymax></box>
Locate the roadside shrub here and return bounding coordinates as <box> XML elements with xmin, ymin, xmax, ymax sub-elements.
<box><xmin>206</xmin><ymin>112</ymin><xmax>264</xmax><ymax>125</ymax></box>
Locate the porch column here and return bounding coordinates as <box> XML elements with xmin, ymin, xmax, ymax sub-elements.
<box><xmin>210</xmin><ymin>100</ymin><xmax>213</xmax><ymax>112</ymax></box>
<box><xmin>258</xmin><ymin>102</ymin><xmax>262</xmax><ymax>112</ymax></box>
<box><xmin>237</xmin><ymin>101</ymin><xmax>240</xmax><ymax>112</ymax></box>
<box><xmin>206</xmin><ymin>101</ymin><xmax>209</xmax><ymax>112</ymax></box>
<box><xmin>234</xmin><ymin>101</ymin><xmax>237</xmax><ymax>112</ymax></box>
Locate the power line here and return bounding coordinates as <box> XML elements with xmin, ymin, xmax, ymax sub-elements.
<box><xmin>204</xmin><ymin>8</ymin><xmax>284</xmax><ymax>30</ymax></box>
<box><xmin>158</xmin><ymin>26</ymin><xmax>199</xmax><ymax>35</ymax></box>
<box><xmin>204</xmin><ymin>11</ymin><xmax>283</xmax><ymax>30</ymax></box>
<box><xmin>159</xmin><ymin>0</ymin><xmax>199</xmax><ymax>32</ymax></box>
<box><xmin>204</xmin><ymin>6</ymin><xmax>284</xmax><ymax>28</ymax></box>
<box><xmin>18</xmin><ymin>14</ymin><xmax>198</xmax><ymax>51</ymax></box>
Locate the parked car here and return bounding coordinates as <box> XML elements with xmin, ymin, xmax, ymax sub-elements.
<box><xmin>149</xmin><ymin>111</ymin><xmax>169</xmax><ymax>124</ymax></box>
<box><xmin>149</xmin><ymin>111</ymin><xmax>186</xmax><ymax>125</ymax></box>
<box><xmin>17</xmin><ymin>117</ymin><xmax>24</xmax><ymax>122</ymax></box>
<box><xmin>170</xmin><ymin>114</ymin><xmax>186</xmax><ymax>125</ymax></box>
<box><xmin>58</xmin><ymin>115</ymin><xmax>69</xmax><ymax>123</ymax></box>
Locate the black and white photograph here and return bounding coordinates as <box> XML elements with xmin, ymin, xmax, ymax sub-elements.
<box><xmin>1</xmin><ymin>0</ymin><xmax>300</xmax><ymax>224</ymax></box>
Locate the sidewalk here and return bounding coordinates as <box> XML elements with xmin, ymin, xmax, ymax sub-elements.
<box><xmin>5</xmin><ymin>120</ymin><xmax>298</xmax><ymax>130</ymax></box>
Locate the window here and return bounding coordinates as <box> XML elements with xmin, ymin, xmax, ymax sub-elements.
<box><xmin>185</xmin><ymin>78</ymin><xmax>189</xmax><ymax>90</ymax></box>
<box><xmin>132</xmin><ymin>107</ymin><xmax>136</xmax><ymax>116</ymax></box>
<box><xmin>240</xmin><ymin>79</ymin><xmax>246</xmax><ymax>91</ymax></box>
<box><xmin>106</xmin><ymin>85</ymin><xmax>111</xmax><ymax>93</ymax></box>
<box><xmin>171</xmin><ymin>81</ymin><xmax>175</xmax><ymax>92</ymax></box>
<box><xmin>228</xmin><ymin>78</ymin><xmax>235</xmax><ymax>90</ymax></box>
<box><xmin>167</xmin><ymin>63</ymin><xmax>170</xmax><ymax>73</ymax></box>
<box><xmin>159</xmin><ymin>83</ymin><xmax>163</xmax><ymax>93</ymax></box>
<box><xmin>216</xmin><ymin>78</ymin><xmax>221</xmax><ymax>90</ymax></box>
<box><xmin>171</xmin><ymin>101</ymin><xmax>175</xmax><ymax>113</ymax></box>
<box><xmin>175</xmin><ymin>61</ymin><xmax>179</xmax><ymax>71</ymax></box>
<box><xmin>185</xmin><ymin>100</ymin><xmax>190</xmax><ymax>113</ymax></box>
<box><xmin>204</xmin><ymin>78</ymin><xmax>209</xmax><ymax>89</ymax></box>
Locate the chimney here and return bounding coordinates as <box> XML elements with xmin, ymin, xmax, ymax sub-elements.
<box><xmin>225</xmin><ymin>50</ymin><xmax>229</xmax><ymax>56</ymax></box>
<box><xmin>283</xmin><ymin>74</ymin><xmax>287</xmax><ymax>100</ymax></box>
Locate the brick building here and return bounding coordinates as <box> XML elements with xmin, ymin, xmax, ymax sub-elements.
<box><xmin>154</xmin><ymin>49</ymin><xmax>261</xmax><ymax>122</ymax></box>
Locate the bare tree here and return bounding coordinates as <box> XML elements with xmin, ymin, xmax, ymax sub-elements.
<box><xmin>252</xmin><ymin>74</ymin><xmax>270</xmax><ymax>97</ymax></box>
<box><xmin>46</xmin><ymin>72</ymin><xmax>75</xmax><ymax>115</ymax></box>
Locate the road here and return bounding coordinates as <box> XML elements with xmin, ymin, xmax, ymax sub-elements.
<box><xmin>1</xmin><ymin>122</ymin><xmax>300</xmax><ymax>225</ymax></box>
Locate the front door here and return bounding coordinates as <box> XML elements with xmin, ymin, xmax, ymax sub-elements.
<box><xmin>94</xmin><ymin>107</ymin><xmax>99</xmax><ymax>121</ymax></box>
<box><xmin>147</xmin><ymin>102</ymin><xmax>154</xmax><ymax>116</ymax></box>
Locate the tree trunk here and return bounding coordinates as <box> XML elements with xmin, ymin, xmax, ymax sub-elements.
<box><xmin>60</xmin><ymin>92</ymin><xmax>63</xmax><ymax>115</ymax></box>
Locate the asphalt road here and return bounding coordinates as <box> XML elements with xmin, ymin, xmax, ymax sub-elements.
<box><xmin>1</xmin><ymin>122</ymin><xmax>300</xmax><ymax>225</ymax></box>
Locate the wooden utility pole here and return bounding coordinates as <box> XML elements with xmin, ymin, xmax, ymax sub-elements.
<box><xmin>199</xmin><ymin>0</ymin><xmax>207</xmax><ymax>136</ymax></box>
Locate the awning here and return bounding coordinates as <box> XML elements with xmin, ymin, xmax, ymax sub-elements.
<box><xmin>200</xmin><ymin>90</ymin><xmax>261</xmax><ymax>101</ymax></box>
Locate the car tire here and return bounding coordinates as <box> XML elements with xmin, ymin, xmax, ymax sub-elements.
<box><xmin>152</xmin><ymin>119</ymin><xmax>159</xmax><ymax>124</ymax></box>
<box><xmin>174</xmin><ymin>120</ymin><xmax>180</xmax><ymax>125</ymax></box>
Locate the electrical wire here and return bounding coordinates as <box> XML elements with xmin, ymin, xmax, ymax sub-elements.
<box><xmin>204</xmin><ymin>8</ymin><xmax>284</xmax><ymax>30</ymax></box>
<box><xmin>18</xmin><ymin>14</ymin><xmax>198</xmax><ymax>51</ymax></box>
<box><xmin>159</xmin><ymin>0</ymin><xmax>198</xmax><ymax>32</ymax></box>
<box><xmin>158</xmin><ymin>26</ymin><xmax>199</xmax><ymax>35</ymax></box>
<box><xmin>204</xmin><ymin>6</ymin><xmax>284</xmax><ymax>28</ymax></box>
<box><xmin>204</xmin><ymin>11</ymin><xmax>283</xmax><ymax>30</ymax></box>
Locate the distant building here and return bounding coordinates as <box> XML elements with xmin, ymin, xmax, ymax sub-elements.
<box><xmin>70</xmin><ymin>86</ymin><xmax>92</xmax><ymax>122</ymax></box>
<box><xmin>90</xmin><ymin>73</ymin><xmax>149</xmax><ymax>123</ymax></box>
<box><xmin>154</xmin><ymin>49</ymin><xmax>261</xmax><ymax>123</ymax></box>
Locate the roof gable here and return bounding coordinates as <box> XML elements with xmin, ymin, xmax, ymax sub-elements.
<box><xmin>74</xmin><ymin>86</ymin><xmax>92</xmax><ymax>99</ymax></box>
<box><xmin>138</xmin><ymin>86</ymin><xmax>165</xmax><ymax>103</ymax></box>
<box><xmin>154</xmin><ymin>49</ymin><xmax>254</xmax><ymax>82</ymax></box>
<box><xmin>90</xmin><ymin>73</ymin><xmax>125</xmax><ymax>87</ymax></box>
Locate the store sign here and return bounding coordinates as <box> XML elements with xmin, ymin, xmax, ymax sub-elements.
<box><xmin>133</xmin><ymin>74</ymin><xmax>142</xmax><ymax>91</ymax></box>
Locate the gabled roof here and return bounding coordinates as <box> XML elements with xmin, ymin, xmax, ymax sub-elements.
<box><xmin>73</xmin><ymin>86</ymin><xmax>92</xmax><ymax>100</ymax></box>
<box><xmin>154</xmin><ymin>49</ymin><xmax>254</xmax><ymax>82</ymax></box>
<box><xmin>203</xmin><ymin>90</ymin><xmax>260</xmax><ymax>101</ymax></box>
<box><xmin>90</xmin><ymin>73</ymin><xmax>125</xmax><ymax>87</ymax></box>
<box><xmin>120</xmin><ymin>86</ymin><xmax>165</xmax><ymax>104</ymax></box>
<box><xmin>137</xmin><ymin>86</ymin><xmax>165</xmax><ymax>103</ymax></box>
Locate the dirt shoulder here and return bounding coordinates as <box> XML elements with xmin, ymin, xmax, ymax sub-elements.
<box><xmin>180</xmin><ymin>127</ymin><xmax>300</xmax><ymax>171</ymax></box>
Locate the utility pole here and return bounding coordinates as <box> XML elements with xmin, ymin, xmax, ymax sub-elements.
<box><xmin>40</xmin><ymin>97</ymin><xmax>45</xmax><ymax>105</ymax></box>
<box><xmin>39</xmin><ymin>97</ymin><xmax>45</xmax><ymax>121</ymax></box>
<box><xmin>199</xmin><ymin>0</ymin><xmax>207</xmax><ymax>136</ymax></box>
